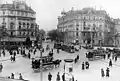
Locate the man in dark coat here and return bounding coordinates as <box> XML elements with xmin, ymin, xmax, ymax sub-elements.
<box><xmin>48</xmin><ymin>72</ymin><xmax>52</xmax><ymax>81</ymax></box>
<box><xmin>57</xmin><ymin>49</ymin><xmax>59</xmax><ymax>54</ymax></box>
<box><xmin>13</xmin><ymin>51</ymin><xmax>16</xmax><ymax>57</ymax></box>
<box><xmin>82</xmin><ymin>62</ymin><xmax>85</xmax><ymax>70</ymax></box>
<box><xmin>62</xmin><ymin>73</ymin><xmax>65</xmax><ymax>81</ymax></box>
<box><xmin>11</xmin><ymin>73</ymin><xmax>14</xmax><ymax>79</ymax></box>
<box><xmin>28</xmin><ymin>52</ymin><xmax>31</xmax><ymax>59</ymax></box>
<box><xmin>115</xmin><ymin>55</ymin><xmax>117</xmax><ymax>62</ymax></box>
<box><xmin>106</xmin><ymin>67</ymin><xmax>110</xmax><ymax>77</ymax></box>
<box><xmin>103</xmin><ymin>54</ymin><xmax>106</xmax><ymax>60</ymax></box>
<box><xmin>109</xmin><ymin>59</ymin><xmax>112</xmax><ymax>67</ymax></box>
<box><xmin>85</xmin><ymin>61</ymin><xmax>89</xmax><ymax>69</ymax></box>
<box><xmin>101</xmin><ymin>68</ymin><xmax>105</xmax><ymax>77</ymax></box>
<box><xmin>56</xmin><ymin>72</ymin><xmax>60</xmax><ymax>81</ymax></box>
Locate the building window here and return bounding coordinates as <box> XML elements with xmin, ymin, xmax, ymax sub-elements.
<box><xmin>23</xmin><ymin>23</ymin><xmax>25</xmax><ymax>27</ymax></box>
<box><xmin>23</xmin><ymin>32</ymin><xmax>25</xmax><ymax>35</ymax></box>
<box><xmin>31</xmin><ymin>32</ymin><xmax>34</xmax><ymax>36</ymax></box>
<box><xmin>83</xmin><ymin>33</ymin><xmax>85</xmax><ymax>36</ymax></box>
<box><xmin>19</xmin><ymin>32</ymin><xmax>21</xmax><ymax>35</ymax></box>
<box><xmin>10</xmin><ymin>22</ymin><xmax>14</xmax><ymax>30</ymax></box>
<box><xmin>76</xmin><ymin>32</ymin><xmax>79</xmax><ymax>37</ymax></box>
<box><xmin>3</xmin><ymin>11</ymin><xmax>5</xmax><ymax>14</ymax></box>
<box><xmin>22</xmin><ymin>12</ymin><xmax>24</xmax><ymax>15</ymax></box>
<box><xmin>17</xmin><ymin>12</ymin><xmax>20</xmax><ymax>15</ymax></box>
<box><xmin>11</xmin><ymin>32</ymin><xmax>13</xmax><ymax>36</ymax></box>
<box><xmin>11</xmin><ymin>18</ymin><xmax>13</xmax><ymax>20</ymax></box>
<box><xmin>27</xmin><ymin>32</ymin><xmax>29</xmax><ymax>35</ymax></box>
<box><xmin>27</xmin><ymin>23</ymin><xmax>29</xmax><ymax>29</ymax></box>
<box><xmin>19</xmin><ymin>22</ymin><xmax>21</xmax><ymax>29</ymax></box>
<box><xmin>11</xmin><ymin>11</ymin><xmax>13</xmax><ymax>14</ymax></box>
<box><xmin>31</xmin><ymin>24</ymin><xmax>34</xmax><ymax>28</ymax></box>
<box><xmin>76</xmin><ymin>28</ymin><xmax>79</xmax><ymax>31</ymax></box>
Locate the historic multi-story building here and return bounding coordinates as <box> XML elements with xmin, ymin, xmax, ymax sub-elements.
<box><xmin>113</xmin><ymin>18</ymin><xmax>120</xmax><ymax>47</ymax></box>
<box><xmin>0</xmin><ymin>0</ymin><xmax>37</xmax><ymax>45</ymax></box>
<box><xmin>57</xmin><ymin>7</ymin><xmax>115</xmax><ymax>46</ymax></box>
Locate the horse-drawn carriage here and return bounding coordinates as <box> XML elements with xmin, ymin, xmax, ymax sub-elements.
<box><xmin>31</xmin><ymin>56</ymin><xmax>61</xmax><ymax>72</ymax></box>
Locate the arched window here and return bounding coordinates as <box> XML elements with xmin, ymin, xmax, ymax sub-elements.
<box><xmin>19</xmin><ymin>22</ymin><xmax>21</xmax><ymax>29</ymax></box>
<box><xmin>31</xmin><ymin>32</ymin><xmax>34</xmax><ymax>36</ymax></box>
<box><xmin>93</xmin><ymin>24</ymin><xmax>96</xmax><ymax>30</ymax></box>
<box><xmin>27</xmin><ymin>23</ymin><xmax>29</xmax><ymax>29</ymax></box>
<box><xmin>10</xmin><ymin>22</ymin><xmax>14</xmax><ymax>30</ymax></box>
<box><xmin>31</xmin><ymin>23</ymin><xmax>34</xmax><ymax>28</ymax></box>
<box><xmin>23</xmin><ymin>23</ymin><xmax>26</xmax><ymax>28</ymax></box>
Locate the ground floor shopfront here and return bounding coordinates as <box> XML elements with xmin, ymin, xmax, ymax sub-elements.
<box><xmin>0</xmin><ymin>37</ymin><xmax>36</xmax><ymax>50</ymax></box>
<box><xmin>63</xmin><ymin>31</ymin><xmax>114</xmax><ymax>46</ymax></box>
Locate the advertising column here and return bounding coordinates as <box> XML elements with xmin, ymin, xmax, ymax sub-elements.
<box><xmin>64</xmin><ymin>59</ymin><xmax>74</xmax><ymax>81</ymax></box>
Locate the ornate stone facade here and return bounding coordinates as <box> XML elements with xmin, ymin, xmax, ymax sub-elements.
<box><xmin>0</xmin><ymin>0</ymin><xmax>37</xmax><ymax>42</ymax></box>
<box><xmin>57</xmin><ymin>7</ymin><xmax>115</xmax><ymax>45</ymax></box>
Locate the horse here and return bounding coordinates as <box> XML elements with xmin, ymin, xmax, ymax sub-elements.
<box><xmin>53</xmin><ymin>59</ymin><xmax>62</xmax><ymax>68</ymax></box>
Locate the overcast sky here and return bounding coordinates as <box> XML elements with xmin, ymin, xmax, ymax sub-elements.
<box><xmin>1</xmin><ymin>0</ymin><xmax>120</xmax><ymax>31</ymax></box>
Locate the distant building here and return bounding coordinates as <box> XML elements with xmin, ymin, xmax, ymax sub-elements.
<box><xmin>0</xmin><ymin>0</ymin><xmax>37</xmax><ymax>45</ymax></box>
<box><xmin>57</xmin><ymin>7</ymin><xmax>115</xmax><ymax>46</ymax></box>
<box><xmin>113</xmin><ymin>18</ymin><xmax>120</xmax><ymax>47</ymax></box>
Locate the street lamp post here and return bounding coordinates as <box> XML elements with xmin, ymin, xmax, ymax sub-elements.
<box><xmin>40</xmin><ymin>33</ymin><xmax>43</xmax><ymax>81</ymax></box>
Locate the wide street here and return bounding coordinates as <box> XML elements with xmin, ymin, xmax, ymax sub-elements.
<box><xmin>0</xmin><ymin>41</ymin><xmax>120</xmax><ymax>81</ymax></box>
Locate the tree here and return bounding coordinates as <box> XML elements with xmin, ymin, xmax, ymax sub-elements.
<box><xmin>36</xmin><ymin>29</ymin><xmax>46</xmax><ymax>42</ymax></box>
<box><xmin>47</xmin><ymin>29</ymin><xmax>65</xmax><ymax>42</ymax></box>
<box><xmin>25</xmin><ymin>37</ymin><xmax>32</xmax><ymax>47</ymax></box>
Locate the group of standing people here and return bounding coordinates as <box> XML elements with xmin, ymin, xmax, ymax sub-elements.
<box><xmin>100</xmin><ymin>50</ymin><xmax>119</xmax><ymax>78</ymax></box>
<box><xmin>82</xmin><ymin>61</ymin><xmax>90</xmax><ymax>70</ymax></box>
<box><xmin>8</xmin><ymin>73</ymin><xmax>24</xmax><ymax>80</ymax></box>
<box><xmin>101</xmin><ymin>67</ymin><xmax>110</xmax><ymax>77</ymax></box>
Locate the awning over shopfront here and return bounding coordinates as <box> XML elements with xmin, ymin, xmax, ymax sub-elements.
<box><xmin>1</xmin><ymin>37</ymin><xmax>36</xmax><ymax>42</ymax></box>
<box><xmin>1</xmin><ymin>38</ymin><xmax>26</xmax><ymax>42</ymax></box>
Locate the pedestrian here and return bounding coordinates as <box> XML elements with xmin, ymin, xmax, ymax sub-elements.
<box><xmin>57</xmin><ymin>49</ymin><xmax>59</xmax><ymax>54</ymax></box>
<box><xmin>85</xmin><ymin>61</ymin><xmax>89</xmax><ymax>69</ymax></box>
<box><xmin>34</xmin><ymin>49</ymin><xmax>36</xmax><ymax>55</ymax></box>
<box><xmin>72</xmin><ymin>76</ymin><xmax>74</xmax><ymax>81</ymax></box>
<box><xmin>48</xmin><ymin>72</ymin><xmax>52</xmax><ymax>81</ymax></box>
<box><xmin>0</xmin><ymin>63</ymin><xmax>3</xmax><ymax>72</ymax></box>
<box><xmin>21</xmin><ymin>49</ymin><xmax>23</xmax><ymax>55</ymax></box>
<box><xmin>19</xmin><ymin>73</ymin><xmax>23</xmax><ymax>80</ymax></box>
<box><xmin>106</xmin><ymin>67</ymin><xmax>110</xmax><ymax>77</ymax></box>
<box><xmin>74</xmin><ymin>58</ymin><xmax>77</xmax><ymax>63</ymax></box>
<box><xmin>115</xmin><ymin>55</ymin><xmax>117</xmax><ymax>62</ymax></box>
<box><xmin>13</xmin><ymin>51</ymin><xmax>16</xmax><ymax>57</ymax></box>
<box><xmin>2</xmin><ymin>50</ymin><xmax>5</xmax><ymax>57</ymax></box>
<box><xmin>82</xmin><ymin>62</ymin><xmax>85</xmax><ymax>70</ymax></box>
<box><xmin>79</xmin><ymin>45</ymin><xmax>81</xmax><ymax>49</ymax></box>
<box><xmin>10</xmin><ymin>56</ymin><xmax>13</xmax><ymax>62</ymax></box>
<box><xmin>103</xmin><ymin>54</ymin><xmax>106</xmax><ymax>60</ymax></box>
<box><xmin>11</xmin><ymin>73</ymin><xmax>14</xmax><ymax>79</ymax></box>
<box><xmin>17</xmin><ymin>49</ymin><xmax>19</xmax><ymax>54</ymax></box>
<box><xmin>51</xmin><ymin>48</ymin><xmax>53</xmax><ymax>53</ymax></box>
<box><xmin>13</xmin><ymin>55</ymin><xmax>16</xmax><ymax>62</ymax></box>
<box><xmin>28</xmin><ymin>52</ymin><xmax>31</xmax><ymax>59</ymax></box>
<box><xmin>109</xmin><ymin>59</ymin><xmax>112</xmax><ymax>67</ymax></box>
<box><xmin>101</xmin><ymin>68</ymin><xmax>105</xmax><ymax>77</ymax></box>
<box><xmin>56</xmin><ymin>72</ymin><xmax>60</xmax><ymax>81</ymax></box>
<box><xmin>62</xmin><ymin>73</ymin><xmax>65</xmax><ymax>81</ymax></box>
<box><xmin>112</xmin><ymin>54</ymin><xmax>114</xmax><ymax>60</ymax></box>
<box><xmin>108</xmin><ymin>53</ymin><xmax>111</xmax><ymax>59</ymax></box>
<box><xmin>77</xmin><ymin>54</ymin><xmax>79</xmax><ymax>60</ymax></box>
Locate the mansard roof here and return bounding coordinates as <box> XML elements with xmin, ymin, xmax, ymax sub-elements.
<box><xmin>0</xmin><ymin>2</ymin><xmax>35</xmax><ymax>14</ymax></box>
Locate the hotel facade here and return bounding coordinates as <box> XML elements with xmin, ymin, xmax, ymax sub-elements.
<box><xmin>57</xmin><ymin>7</ymin><xmax>115</xmax><ymax>46</ymax></box>
<box><xmin>0</xmin><ymin>0</ymin><xmax>37</xmax><ymax>45</ymax></box>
